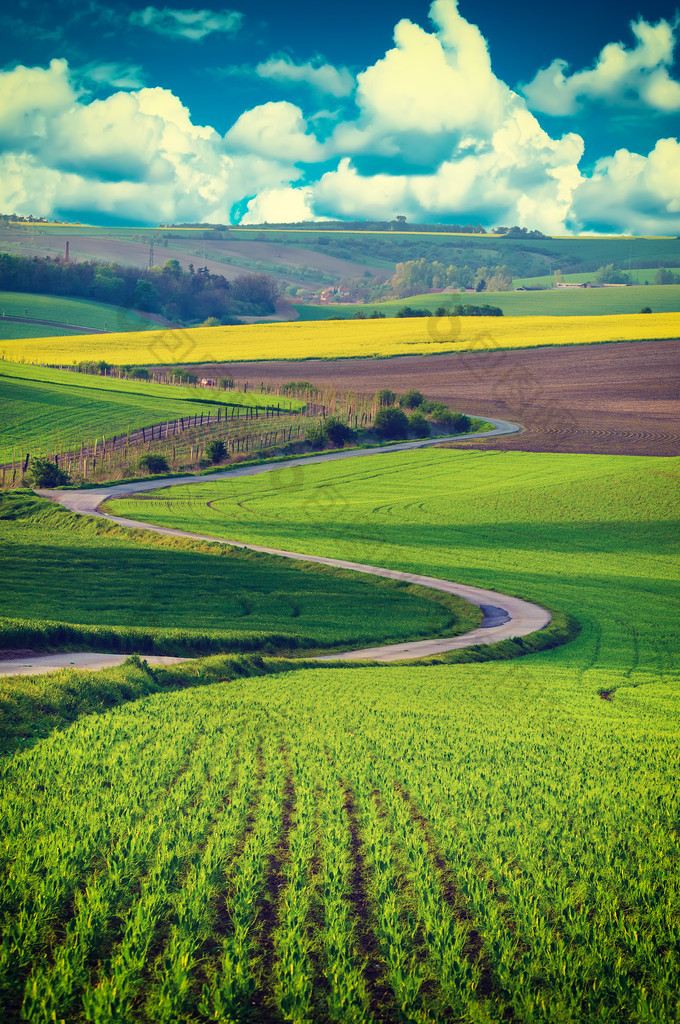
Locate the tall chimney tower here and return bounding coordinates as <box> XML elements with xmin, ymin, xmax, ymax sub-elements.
<box><xmin>65</xmin><ymin>241</ymin><xmax>69</xmax><ymax>262</ymax></box>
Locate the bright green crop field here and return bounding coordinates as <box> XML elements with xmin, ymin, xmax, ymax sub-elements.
<box><xmin>0</xmin><ymin>360</ymin><xmax>301</xmax><ymax>457</ymax></box>
<box><xmin>0</xmin><ymin>291</ymin><xmax>157</xmax><ymax>339</ymax></box>
<box><xmin>0</xmin><ymin>489</ymin><xmax>471</xmax><ymax>658</ymax></box>
<box><xmin>295</xmin><ymin>282</ymin><xmax>680</xmax><ymax>319</ymax></box>
<box><xmin>105</xmin><ymin>448</ymin><xmax>679</xmax><ymax>680</ymax></box>
<box><xmin>2</xmin><ymin>448</ymin><xmax>679</xmax><ymax>1022</ymax></box>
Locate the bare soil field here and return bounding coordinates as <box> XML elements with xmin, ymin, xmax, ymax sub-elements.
<box><xmin>169</xmin><ymin>338</ymin><xmax>680</xmax><ymax>456</ymax></box>
<box><xmin>1</xmin><ymin>230</ymin><xmax>388</xmax><ymax>290</ymax></box>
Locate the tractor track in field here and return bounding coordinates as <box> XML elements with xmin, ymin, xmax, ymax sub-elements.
<box><xmin>1</xmin><ymin>418</ymin><xmax>552</xmax><ymax>675</ymax></box>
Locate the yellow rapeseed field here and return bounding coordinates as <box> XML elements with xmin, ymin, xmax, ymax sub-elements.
<box><xmin>4</xmin><ymin>312</ymin><xmax>679</xmax><ymax>366</ymax></box>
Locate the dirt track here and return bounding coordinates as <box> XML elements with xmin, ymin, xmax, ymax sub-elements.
<box><xmin>179</xmin><ymin>339</ymin><xmax>680</xmax><ymax>457</ymax></box>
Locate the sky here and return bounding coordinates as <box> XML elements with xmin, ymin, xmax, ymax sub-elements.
<box><xmin>1</xmin><ymin>0</ymin><xmax>679</xmax><ymax>233</ymax></box>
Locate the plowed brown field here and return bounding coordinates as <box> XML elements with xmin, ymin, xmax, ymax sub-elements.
<box><xmin>173</xmin><ymin>339</ymin><xmax>680</xmax><ymax>457</ymax></box>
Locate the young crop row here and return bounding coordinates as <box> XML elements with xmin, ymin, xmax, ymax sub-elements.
<box><xmin>3</xmin><ymin>311</ymin><xmax>679</xmax><ymax>365</ymax></box>
<box><xmin>3</xmin><ymin>660</ymin><xmax>679</xmax><ymax>1023</ymax></box>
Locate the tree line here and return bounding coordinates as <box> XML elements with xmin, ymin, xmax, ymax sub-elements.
<box><xmin>0</xmin><ymin>253</ymin><xmax>281</xmax><ymax>323</ymax></box>
<box><xmin>389</xmin><ymin>258</ymin><xmax>513</xmax><ymax>297</ymax></box>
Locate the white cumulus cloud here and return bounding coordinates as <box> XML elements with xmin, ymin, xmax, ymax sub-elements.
<box><xmin>255</xmin><ymin>56</ymin><xmax>354</xmax><ymax>97</ymax></box>
<box><xmin>240</xmin><ymin>186</ymin><xmax>319</xmax><ymax>224</ymax></box>
<box><xmin>129</xmin><ymin>6</ymin><xmax>243</xmax><ymax>41</ymax></box>
<box><xmin>522</xmin><ymin>18</ymin><xmax>680</xmax><ymax>115</ymax></box>
<box><xmin>569</xmin><ymin>138</ymin><xmax>680</xmax><ymax>234</ymax></box>
<box><xmin>225</xmin><ymin>101</ymin><xmax>326</xmax><ymax>162</ymax></box>
<box><xmin>0</xmin><ymin>60</ymin><xmax>300</xmax><ymax>224</ymax></box>
<box><xmin>0</xmin><ymin>58</ymin><xmax>76</xmax><ymax>146</ymax></box>
<box><xmin>351</xmin><ymin>0</ymin><xmax>509</xmax><ymax>140</ymax></box>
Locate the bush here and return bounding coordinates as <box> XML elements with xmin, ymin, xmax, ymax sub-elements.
<box><xmin>640</xmin><ymin>306</ymin><xmax>652</xmax><ymax>314</ymax></box>
<box><xmin>432</xmin><ymin>408</ymin><xmax>472</xmax><ymax>433</ymax></box>
<box><xmin>305</xmin><ymin>423</ymin><xmax>325</xmax><ymax>449</ymax></box>
<box><xmin>24</xmin><ymin>458</ymin><xmax>71</xmax><ymax>488</ymax></box>
<box><xmin>324</xmin><ymin>417</ymin><xmax>354</xmax><ymax>448</ymax></box>
<box><xmin>218</xmin><ymin>376</ymin><xmax>234</xmax><ymax>389</ymax></box>
<box><xmin>408</xmin><ymin>412</ymin><xmax>431</xmax><ymax>438</ymax></box>
<box><xmin>396</xmin><ymin>306</ymin><xmax>432</xmax><ymax>318</ymax></box>
<box><xmin>399</xmin><ymin>389</ymin><xmax>424</xmax><ymax>409</ymax></box>
<box><xmin>137</xmin><ymin>454</ymin><xmax>169</xmax><ymax>474</ymax></box>
<box><xmin>373</xmin><ymin>407</ymin><xmax>410</xmax><ymax>440</ymax></box>
<box><xmin>281</xmin><ymin>380</ymin><xmax>317</xmax><ymax>395</ymax></box>
<box><xmin>377</xmin><ymin>388</ymin><xmax>396</xmax><ymax>407</ymax></box>
<box><xmin>305</xmin><ymin>418</ymin><xmax>354</xmax><ymax>449</ymax></box>
<box><xmin>206</xmin><ymin>439</ymin><xmax>228</xmax><ymax>464</ymax></box>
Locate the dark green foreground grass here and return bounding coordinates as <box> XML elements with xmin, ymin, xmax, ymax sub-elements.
<box><xmin>0</xmin><ymin>490</ymin><xmax>478</xmax><ymax>660</ymax></box>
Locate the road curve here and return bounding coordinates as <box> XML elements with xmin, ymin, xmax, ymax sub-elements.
<box><xmin>31</xmin><ymin>416</ymin><xmax>552</xmax><ymax>666</ymax></box>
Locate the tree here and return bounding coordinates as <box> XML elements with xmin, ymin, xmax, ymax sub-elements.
<box><xmin>377</xmin><ymin>388</ymin><xmax>396</xmax><ymax>407</ymax></box>
<box><xmin>408</xmin><ymin>412</ymin><xmax>430</xmax><ymax>438</ymax></box>
<box><xmin>399</xmin><ymin>389</ymin><xmax>424</xmax><ymax>409</ymax></box>
<box><xmin>594</xmin><ymin>264</ymin><xmax>632</xmax><ymax>285</ymax></box>
<box><xmin>373</xmin><ymin>407</ymin><xmax>409</xmax><ymax>440</ymax></box>
<box><xmin>229</xmin><ymin>273</ymin><xmax>281</xmax><ymax>314</ymax></box>
<box><xmin>640</xmin><ymin>306</ymin><xmax>652</xmax><ymax>313</ymax></box>
<box><xmin>131</xmin><ymin>279</ymin><xmax>161</xmax><ymax>312</ymax></box>
<box><xmin>24</xmin><ymin>458</ymin><xmax>71</xmax><ymax>487</ymax></box>
<box><xmin>138</xmin><ymin>454</ymin><xmax>169</xmax><ymax>474</ymax></box>
<box><xmin>206</xmin><ymin>439</ymin><xmax>228</xmax><ymax>464</ymax></box>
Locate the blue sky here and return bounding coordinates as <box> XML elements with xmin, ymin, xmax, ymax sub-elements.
<box><xmin>1</xmin><ymin>0</ymin><xmax>679</xmax><ymax>232</ymax></box>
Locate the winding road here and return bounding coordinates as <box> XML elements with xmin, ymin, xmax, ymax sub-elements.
<box><xmin>0</xmin><ymin>417</ymin><xmax>552</xmax><ymax>676</ymax></box>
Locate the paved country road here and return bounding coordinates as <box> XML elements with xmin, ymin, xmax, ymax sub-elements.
<box><xmin>0</xmin><ymin>417</ymin><xmax>552</xmax><ymax>675</ymax></box>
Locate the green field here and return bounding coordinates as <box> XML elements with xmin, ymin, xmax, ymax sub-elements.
<box><xmin>512</xmin><ymin>268</ymin><xmax>680</xmax><ymax>288</ymax></box>
<box><xmin>0</xmin><ymin>291</ymin><xmax>157</xmax><ymax>339</ymax></box>
<box><xmin>0</xmin><ymin>490</ymin><xmax>475</xmax><ymax>658</ymax></box>
<box><xmin>295</xmin><ymin>282</ymin><xmax>680</xmax><ymax>319</ymax></box>
<box><xmin>0</xmin><ymin>361</ymin><xmax>301</xmax><ymax>457</ymax></box>
<box><xmin>0</xmin><ymin>447</ymin><xmax>677</xmax><ymax>1021</ymax></box>
<box><xmin>105</xmin><ymin>449</ymin><xmax>679</xmax><ymax>678</ymax></box>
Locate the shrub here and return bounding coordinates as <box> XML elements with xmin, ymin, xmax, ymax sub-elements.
<box><xmin>281</xmin><ymin>380</ymin><xmax>317</xmax><ymax>395</ymax></box>
<box><xmin>305</xmin><ymin>419</ymin><xmax>354</xmax><ymax>449</ymax></box>
<box><xmin>431</xmin><ymin>408</ymin><xmax>472</xmax><ymax>433</ymax></box>
<box><xmin>373</xmin><ymin>407</ymin><xmax>409</xmax><ymax>440</ymax></box>
<box><xmin>408</xmin><ymin>412</ymin><xmax>431</xmax><ymax>438</ymax></box>
<box><xmin>206</xmin><ymin>439</ymin><xmax>228</xmax><ymax>464</ymax></box>
<box><xmin>396</xmin><ymin>306</ymin><xmax>432</xmax><ymax>318</ymax></box>
<box><xmin>218</xmin><ymin>376</ymin><xmax>234</xmax><ymax>389</ymax></box>
<box><xmin>377</xmin><ymin>388</ymin><xmax>396</xmax><ymax>407</ymax></box>
<box><xmin>640</xmin><ymin>306</ymin><xmax>652</xmax><ymax>314</ymax></box>
<box><xmin>324</xmin><ymin>417</ymin><xmax>354</xmax><ymax>448</ymax></box>
<box><xmin>399</xmin><ymin>389</ymin><xmax>424</xmax><ymax>409</ymax></box>
<box><xmin>137</xmin><ymin>454</ymin><xmax>169</xmax><ymax>474</ymax></box>
<box><xmin>305</xmin><ymin>423</ymin><xmax>325</xmax><ymax>449</ymax></box>
<box><xmin>24</xmin><ymin>458</ymin><xmax>71</xmax><ymax>488</ymax></box>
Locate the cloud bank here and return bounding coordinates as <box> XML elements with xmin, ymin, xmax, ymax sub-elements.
<box><xmin>522</xmin><ymin>18</ymin><xmax>680</xmax><ymax>115</ymax></box>
<box><xmin>0</xmin><ymin>1</ymin><xmax>678</xmax><ymax>234</ymax></box>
